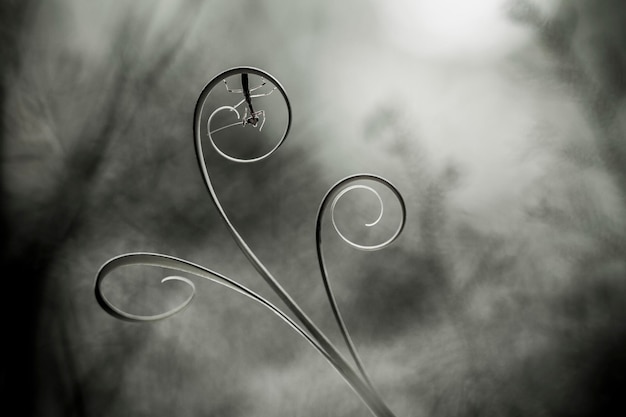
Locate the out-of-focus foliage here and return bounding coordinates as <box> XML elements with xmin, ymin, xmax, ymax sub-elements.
<box><xmin>2</xmin><ymin>0</ymin><xmax>626</xmax><ymax>416</ymax></box>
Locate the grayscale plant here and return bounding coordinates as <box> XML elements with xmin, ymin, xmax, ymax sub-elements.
<box><xmin>94</xmin><ymin>66</ymin><xmax>406</xmax><ymax>417</ymax></box>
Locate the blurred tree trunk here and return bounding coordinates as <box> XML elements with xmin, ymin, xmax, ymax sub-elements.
<box><xmin>0</xmin><ymin>2</ymin><xmax>40</xmax><ymax>416</ymax></box>
<box><xmin>0</xmin><ymin>2</ymin><xmax>199</xmax><ymax>415</ymax></box>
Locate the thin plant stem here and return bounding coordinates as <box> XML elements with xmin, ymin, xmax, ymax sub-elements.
<box><xmin>94</xmin><ymin>67</ymin><xmax>402</xmax><ymax>417</ymax></box>
<box><xmin>193</xmin><ymin>67</ymin><xmax>398</xmax><ymax>417</ymax></box>
<box><xmin>95</xmin><ymin>252</ymin><xmax>344</xmax><ymax>365</ymax></box>
<box><xmin>315</xmin><ymin>174</ymin><xmax>406</xmax><ymax>392</ymax></box>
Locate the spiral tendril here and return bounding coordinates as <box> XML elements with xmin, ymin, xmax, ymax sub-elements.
<box><xmin>94</xmin><ymin>253</ymin><xmax>324</xmax><ymax>352</ymax></box>
<box><xmin>94</xmin><ymin>67</ymin><xmax>401</xmax><ymax>417</ymax></box>
<box><xmin>325</xmin><ymin>176</ymin><xmax>406</xmax><ymax>251</ymax></box>
<box><xmin>331</xmin><ymin>184</ymin><xmax>387</xmax><ymax>250</ymax></box>
<box><xmin>316</xmin><ymin>174</ymin><xmax>406</xmax><ymax>389</ymax></box>
<box><xmin>200</xmin><ymin>68</ymin><xmax>291</xmax><ymax>164</ymax></box>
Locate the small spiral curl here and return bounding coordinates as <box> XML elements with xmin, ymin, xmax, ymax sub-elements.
<box><xmin>320</xmin><ymin>174</ymin><xmax>406</xmax><ymax>252</ymax></box>
<box><xmin>93</xmin><ymin>252</ymin><xmax>320</xmax><ymax>349</ymax></box>
<box><xmin>315</xmin><ymin>174</ymin><xmax>405</xmax><ymax>387</ymax></box>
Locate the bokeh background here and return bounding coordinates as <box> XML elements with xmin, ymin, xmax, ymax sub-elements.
<box><xmin>2</xmin><ymin>0</ymin><xmax>626</xmax><ymax>416</ymax></box>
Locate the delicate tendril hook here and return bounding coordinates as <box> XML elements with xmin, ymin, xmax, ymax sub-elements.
<box><xmin>316</xmin><ymin>174</ymin><xmax>406</xmax><ymax>389</ymax></box>
<box><xmin>94</xmin><ymin>253</ymin><xmax>333</xmax><ymax>360</ymax></box>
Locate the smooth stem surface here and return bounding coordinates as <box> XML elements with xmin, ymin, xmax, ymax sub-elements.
<box><xmin>193</xmin><ymin>134</ymin><xmax>397</xmax><ymax>417</ymax></box>
<box><xmin>315</xmin><ymin>174</ymin><xmax>407</xmax><ymax>400</ymax></box>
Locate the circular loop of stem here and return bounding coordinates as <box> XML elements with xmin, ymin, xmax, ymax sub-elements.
<box><xmin>198</xmin><ymin>66</ymin><xmax>292</xmax><ymax>164</ymax></box>
<box><xmin>325</xmin><ymin>175</ymin><xmax>406</xmax><ymax>252</ymax></box>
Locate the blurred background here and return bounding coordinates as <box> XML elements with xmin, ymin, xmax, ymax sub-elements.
<box><xmin>2</xmin><ymin>0</ymin><xmax>626</xmax><ymax>416</ymax></box>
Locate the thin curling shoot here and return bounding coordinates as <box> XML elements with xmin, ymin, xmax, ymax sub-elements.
<box><xmin>323</xmin><ymin>175</ymin><xmax>406</xmax><ymax>252</ymax></box>
<box><xmin>95</xmin><ymin>67</ymin><xmax>401</xmax><ymax>417</ymax></box>
<box><xmin>315</xmin><ymin>173</ymin><xmax>406</xmax><ymax>391</ymax></box>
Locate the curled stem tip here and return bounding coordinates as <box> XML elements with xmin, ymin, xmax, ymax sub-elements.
<box><xmin>316</xmin><ymin>174</ymin><xmax>406</xmax><ymax>391</ymax></box>
<box><xmin>95</xmin><ymin>67</ymin><xmax>400</xmax><ymax>417</ymax></box>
